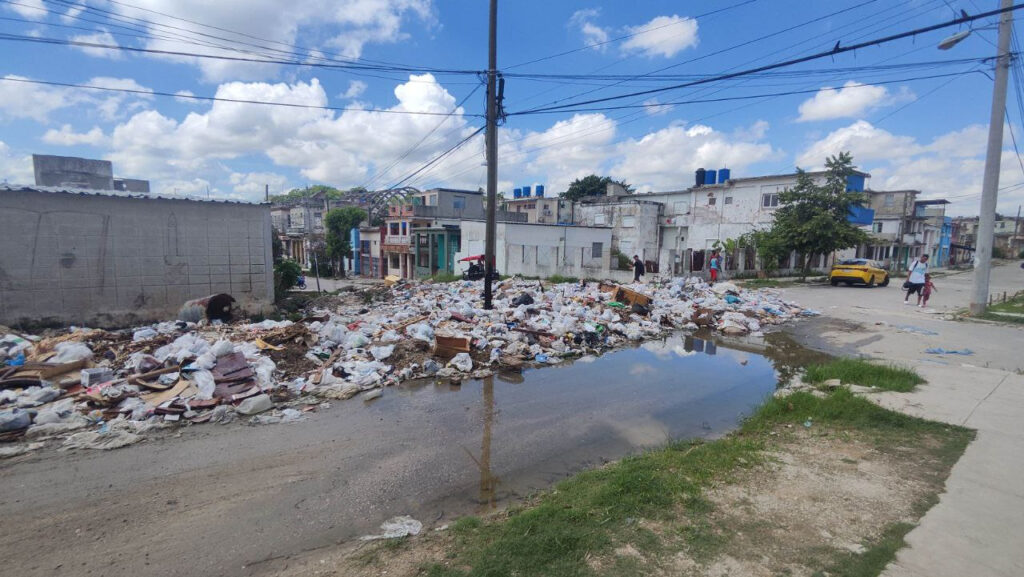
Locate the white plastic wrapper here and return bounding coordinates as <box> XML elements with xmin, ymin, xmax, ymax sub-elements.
<box><xmin>370</xmin><ymin>345</ymin><xmax>395</xmax><ymax>361</ymax></box>
<box><xmin>51</xmin><ymin>342</ymin><xmax>93</xmax><ymax>363</ymax></box>
<box><xmin>449</xmin><ymin>352</ymin><xmax>473</xmax><ymax>372</ymax></box>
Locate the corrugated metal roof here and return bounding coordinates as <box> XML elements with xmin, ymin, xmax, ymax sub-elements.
<box><xmin>0</xmin><ymin>183</ymin><xmax>266</xmax><ymax>205</ymax></box>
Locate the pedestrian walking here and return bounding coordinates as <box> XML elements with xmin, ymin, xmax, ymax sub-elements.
<box><xmin>921</xmin><ymin>273</ymin><xmax>937</xmax><ymax>308</ymax></box>
<box><xmin>709</xmin><ymin>251</ymin><xmax>721</xmax><ymax>284</ymax></box>
<box><xmin>632</xmin><ymin>255</ymin><xmax>645</xmax><ymax>283</ymax></box>
<box><xmin>903</xmin><ymin>254</ymin><xmax>929</xmax><ymax>306</ymax></box>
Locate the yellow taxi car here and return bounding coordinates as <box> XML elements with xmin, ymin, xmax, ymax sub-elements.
<box><xmin>829</xmin><ymin>258</ymin><xmax>889</xmax><ymax>287</ymax></box>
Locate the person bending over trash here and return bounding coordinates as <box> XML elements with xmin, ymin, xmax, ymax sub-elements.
<box><xmin>632</xmin><ymin>255</ymin><xmax>645</xmax><ymax>283</ymax></box>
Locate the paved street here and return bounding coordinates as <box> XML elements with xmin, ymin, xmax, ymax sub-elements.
<box><xmin>781</xmin><ymin>262</ymin><xmax>1024</xmax><ymax>577</ymax></box>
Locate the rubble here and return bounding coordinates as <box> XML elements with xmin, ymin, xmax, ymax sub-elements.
<box><xmin>0</xmin><ymin>276</ymin><xmax>812</xmax><ymax>452</ymax></box>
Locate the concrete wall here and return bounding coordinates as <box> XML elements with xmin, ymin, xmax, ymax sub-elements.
<box><xmin>572</xmin><ymin>200</ymin><xmax>661</xmax><ymax>264</ymax></box>
<box><xmin>456</xmin><ymin>221</ymin><xmax>612</xmax><ymax>279</ymax></box>
<box><xmin>0</xmin><ymin>187</ymin><xmax>274</xmax><ymax>328</ymax></box>
<box><xmin>33</xmin><ymin>154</ymin><xmax>114</xmax><ymax>190</ymax></box>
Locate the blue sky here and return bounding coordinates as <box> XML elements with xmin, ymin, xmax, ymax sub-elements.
<box><xmin>0</xmin><ymin>0</ymin><xmax>1021</xmax><ymax>215</ymax></box>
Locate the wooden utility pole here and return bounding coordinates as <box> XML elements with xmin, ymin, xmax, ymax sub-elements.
<box><xmin>483</xmin><ymin>0</ymin><xmax>498</xmax><ymax>309</ymax></box>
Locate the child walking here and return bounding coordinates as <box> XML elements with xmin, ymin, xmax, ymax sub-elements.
<box><xmin>921</xmin><ymin>274</ymin><xmax>937</xmax><ymax>308</ymax></box>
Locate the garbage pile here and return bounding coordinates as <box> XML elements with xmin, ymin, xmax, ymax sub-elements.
<box><xmin>0</xmin><ymin>277</ymin><xmax>814</xmax><ymax>454</ymax></box>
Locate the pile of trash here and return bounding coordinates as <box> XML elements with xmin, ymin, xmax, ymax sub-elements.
<box><xmin>0</xmin><ymin>277</ymin><xmax>814</xmax><ymax>455</ymax></box>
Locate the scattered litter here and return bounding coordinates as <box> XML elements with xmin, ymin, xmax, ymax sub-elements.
<box><xmin>890</xmin><ymin>324</ymin><xmax>939</xmax><ymax>336</ymax></box>
<box><xmin>360</xmin><ymin>516</ymin><xmax>423</xmax><ymax>541</ymax></box>
<box><xmin>0</xmin><ymin>274</ymin><xmax>812</xmax><ymax>452</ymax></box>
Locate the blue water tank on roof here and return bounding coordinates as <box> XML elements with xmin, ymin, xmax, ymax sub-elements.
<box><xmin>536</xmin><ymin>185</ymin><xmax>545</xmax><ymax>197</ymax></box>
<box><xmin>522</xmin><ymin>185</ymin><xmax>532</xmax><ymax>197</ymax></box>
<box><xmin>704</xmin><ymin>170</ymin><xmax>717</xmax><ymax>185</ymax></box>
<box><xmin>846</xmin><ymin>174</ymin><xmax>865</xmax><ymax>192</ymax></box>
<box><xmin>513</xmin><ymin>188</ymin><xmax>521</xmax><ymax>198</ymax></box>
<box><xmin>718</xmin><ymin>168</ymin><xmax>731</xmax><ymax>183</ymax></box>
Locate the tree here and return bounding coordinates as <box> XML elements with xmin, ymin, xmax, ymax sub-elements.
<box><xmin>271</xmin><ymin>227</ymin><xmax>284</xmax><ymax>264</ymax></box>
<box><xmin>324</xmin><ymin>206</ymin><xmax>367</xmax><ymax>277</ymax></box>
<box><xmin>560</xmin><ymin>175</ymin><xmax>634</xmax><ymax>202</ymax></box>
<box><xmin>739</xmin><ymin>228</ymin><xmax>788</xmax><ymax>275</ymax></box>
<box><xmin>769</xmin><ymin>152</ymin><xmax>870</xmax><ymax>279</ymax></box>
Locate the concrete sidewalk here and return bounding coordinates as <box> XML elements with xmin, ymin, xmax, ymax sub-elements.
<box><xmin>782</xmin><ymin>263</ymin><xmax>1024</xmax><ymax>576</ymax></box>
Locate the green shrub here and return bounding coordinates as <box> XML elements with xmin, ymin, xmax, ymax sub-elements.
<box><xmin>273</xmin><ymin>259</ymin><xmax>302</xmax><ymax>301</ymax></box>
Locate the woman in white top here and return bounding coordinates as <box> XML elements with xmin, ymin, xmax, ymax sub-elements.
<box><xmin>904</xmin><ymin>254</ymin><xmax>929</xmax><ymax>305</ymax></box>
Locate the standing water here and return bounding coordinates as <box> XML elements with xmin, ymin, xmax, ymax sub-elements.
<box><xmin>383</xmin><ymin>331</ymin><xmax>791</xmax><ymax>520</ymax></box>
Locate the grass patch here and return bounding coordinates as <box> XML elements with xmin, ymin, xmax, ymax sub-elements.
<box><xmin>804</xmin><ymin>358</ymin><xmax>925</xmax><ymax>392</ymax></box>
<box><xmin>815</xmin><ymin>522</ymin><xmax>914</xmax><ymax>577</ymax></box>
<box><xmin>546</xmin><ymin>274</ymin><xmax>580</xmax><ymax>284</ymax></box>
<box><xmin>418</xmin><ymin>386</ymin><xmax>971</xmax><ymax>577</ymax></box>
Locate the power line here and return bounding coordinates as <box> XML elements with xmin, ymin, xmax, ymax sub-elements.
<box><xmin>0</xmin><ymin>76</ymin><xmax>483</xmax><ymax>117</ymax></box>
<box><xmin>0</xmin><ymin>31</ymin><xmax>483</xmax><ymax>75</ymax></box>
<box><xmin>511</xmin><ymin>3</ymin><xmax>1024</xmax><ymax>116</ymax></box>
<box><xmin>504</xmin><ymin>0</ymin><xmax>760</xmax><ymax>70</ymax></box>
<box><xmin>361</xmin><ymin>82</ymin><xmax>483</xmax><ymax>191</ymax></box>
<box><xmin>386</xmin><ymin>127</ymin><xmax>485</xmax><ymax>190</ymax></box>
<box><xmin>508</xmin><ymin>70</ymin><xmax>985</xmax><ymax>115</ymax></box>
<box><xmin>513</xmin><ymin>0</ymin><xmax>884</xmax><ymax>114</ymax></box>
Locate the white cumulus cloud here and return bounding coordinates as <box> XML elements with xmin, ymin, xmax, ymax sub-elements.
<box><xmin>797</xmin><ymin>81</ymin><xmax>912</xmax><ymax>122</ymax></box>
<box><xmin>569</xmin><ymin>9</ymin><xmax>610</xmax><ymax>50</ymax></box>
<box><xmin>70</xmin><ymin>30</ymin><xmax>122</xmax><ymax>59</ymax></box>
<box><xmin>42</xmin><ymin>125</ymin><xmax>108</xmax><ymax>146</ymax></box>
<box><xmin>620</xmin><ymin>15</ymin><xmax>698</xmax><ymax>58</ymax></box>
<box><xmin>4</xmin><ymin>0</ymin><xmax>45</xmax><ymax>19</ymax></box>
<box><xmin>342</xmin><ymin>80</ymin><xmax>368</xmax><ymax>99</ymax></box>
<box><xmin>0</xmin><ymin>141</ymin><xmax>34</xmax><ymax>184</ymax></box>
<box><xmin>614</xmin><ymin>121</ymin><xmax>777</xmax><ymax>191</ymax></box>
<box><xmin>115</xmin><ymin>0</ymin><xmax>435</xmax><ymax>82</ymax></box>
<box><xmin>797</xmin><ymin>120</ymin><xmax>1024</xmax><ymax>215</ymax></box>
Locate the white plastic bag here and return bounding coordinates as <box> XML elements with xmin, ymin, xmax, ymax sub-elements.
<box><xmin>449</xmin><ymin>352</ymin><xmax>473</xmax><ymax>372</ymax></box>
<box><xmin>210</xmin><ymin>339</ymin><xmax>235</xmax><ymax>357</ymax></box>
<box><xmin>406</xmin><ymin>323</ymin><xmax>434</xmax><ymax>342</ymax></box>
<box><xmin>370</xmin><ymin>345</ymin><xmax>395</xmax><ymax>361</ymax></box>
<box><xmin>190</xmin><ymin>369</ymin><xmax>216</xmax><ymax>401</ymax></box>
<box><xmin>51</xmin><ymin>342</ymin><xmax>92</xmax><ymax>363</ymax></box>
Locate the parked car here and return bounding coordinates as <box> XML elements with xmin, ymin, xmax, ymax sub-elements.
<box><xmin>829</xmin><ymin>258</ymin><xmax>889</xmax><ymax>287</ymax></box>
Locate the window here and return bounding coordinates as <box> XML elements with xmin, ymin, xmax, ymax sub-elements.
<box><xmin>873</xmin><ymin>222</ymin><xmax>883</xmax><ymax>233</ymax></box>
<box><xmin>591</xmin><ymin>242</ymin><xmax>603</xmax><ymax>258</ymax></box>
<box><xmin>621</xmin><ymin>215</ymin><xmax>636</xmax><ymax>227</ymax></box>
<box><xmin>708</xmin><ymin>196</ymin><xmax>717</xmax><ymax>206</ymax></box>
<box><xmin>389</xmin><ymin>223</ymin><xmax>400</xmax><ymax>236</ymax></box>
<box><xmin>884</xmin><ymin>194</ymin><xmax>894</xmax><ymax>207</ymax></box>
<box><xmin>724</xmin><ymin>196</ymin><xmax>733</xmax><ymax>205</ymax></box>
<box><xmin>762</xmin><ymin>193</ymin><xmax>780</xmax><ymax>208</ymax></box>
<box><xmin>428</xmin><ymin>195</ymin><xmax>437</xmax><ymax>206</ymax></box>
<box><xmin>453</xmin><ymin>195</ymin><xmax>466</xmax><ymax>210</ymax></box>
<box><xmin>401</xmin><ymin>222</ymin><xmax>407</xmax><ymax>235</ymax></box>
<box><xmin>390</xmin><ymin>255</ymin><xmax>399</xmax><ymax>268</ymax></box>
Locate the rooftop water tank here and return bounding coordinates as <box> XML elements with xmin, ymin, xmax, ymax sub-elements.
<box><xmin>513</xmin><ymin>188</ymin><xmax>522</xmax><ymax>198</ymax></box>
<box><xmin>695</xmin><ymin>168</ymin><xmax>706</xmax><ymax>187</ymax></box>
<box><xmin>536</xmin><ymin>185</ymin><xmax>545</xmax><ymax>197</ymax></box>
<box><xmin>718</xmin><ymin>168</ymin><xmax>731</xmax><ymax>183</ymax></box>
<box><xmin>522</xmin><ymin>185</ymin><xmax>532</xmax><ymax>197</ymax></box>
<box><xmin>704</xmin><ymin>169</ymin><xmax>717</xmax><ymax>185</ymax></box>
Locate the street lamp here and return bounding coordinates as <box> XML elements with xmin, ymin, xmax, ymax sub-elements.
<box><xmin>941</xmin><ymin>1</ymin><xmax>1013</xmax><ymax>315</ymax></box>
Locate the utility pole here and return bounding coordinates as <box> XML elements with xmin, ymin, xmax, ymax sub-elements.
<box><xmin>970</xmin><ymin>0</ymin><xmax>1012</xmax><ymax>315</ymax></box>
<box><xmin>483</xmin><ymin>0</ymin><xmax>498</xmax><ymax>309</ymax></box>
<box><xmin>265</xmin><ymin>183</ymin><xmax>269</xmax><ymax>203</ymax></box>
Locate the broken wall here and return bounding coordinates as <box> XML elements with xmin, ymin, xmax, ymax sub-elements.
<box><xmin>0</xmin><ymin>187</ymin><xmax>274</xmax><ymax>328</ymax></box>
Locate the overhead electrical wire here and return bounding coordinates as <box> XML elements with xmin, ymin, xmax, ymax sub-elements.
<box><xmin>361</xmin><ymin>82</ymin><xmax>483</xmax><ymax>191</ymax></box>
<box><xmin>511</xmin><ymin>3</ymin><xmax>1024</xmax><ymax>116</ymax></box>
<box><xmin>385</xmin><ymin>127</ymin><xmax>485</xmax><ymax>190</ymax></box>
<box><xmin>0</xmin><ymin>76</ymin><xmax>482</xmax><ymax>117</ymax></box>
<box><xmin>504</xmin><ymin>0</ymin><xmax>760</xmax><ymax>70</ymax></box>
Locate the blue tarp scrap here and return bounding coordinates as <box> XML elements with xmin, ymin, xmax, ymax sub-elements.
<box><xmin>924</xmin><ymin>347</ymin><xmax>974</xmax><ymax>355</ymax></box>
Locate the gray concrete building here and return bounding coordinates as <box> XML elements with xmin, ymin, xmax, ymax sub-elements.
<box><xmin>0</xmin><ymin>185</ymin><xmax>274</xmax><ymax>328</ymax></box>
<box><xmin>33</xmin><ymin>154</ymin><xmax>114</xmax><ymax>190</ymax></box>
